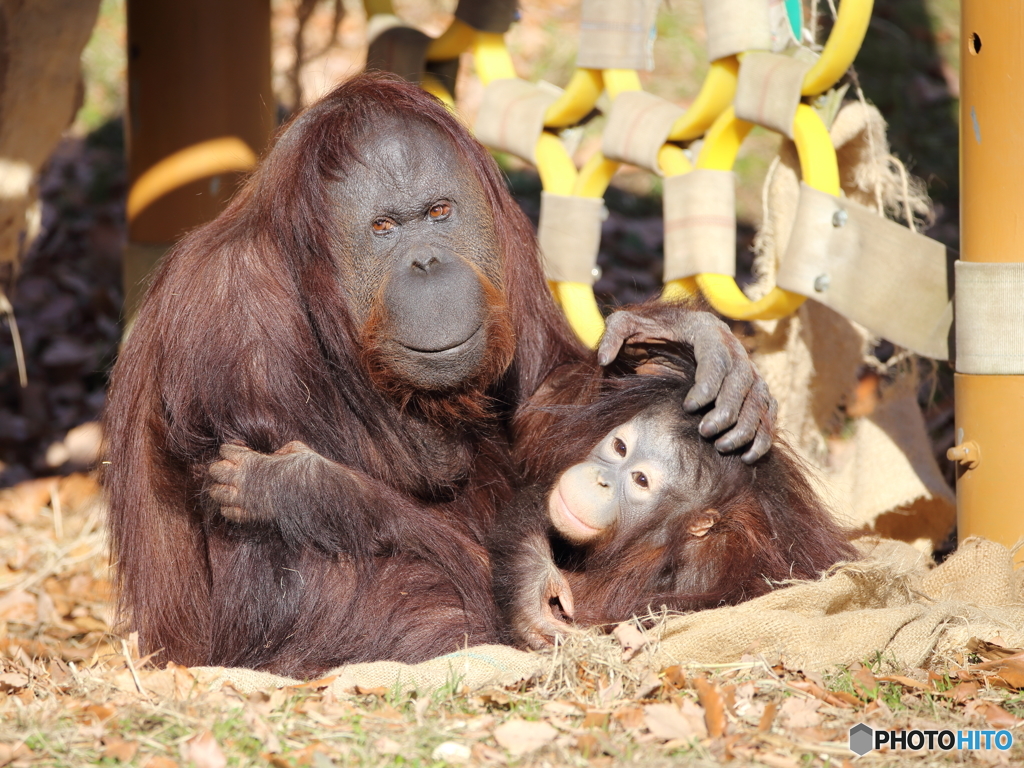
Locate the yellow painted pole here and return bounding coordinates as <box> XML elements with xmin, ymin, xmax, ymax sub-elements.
<box><xmin>124</xmin><ymin>0</ymin><xmax>274</xmax><ymax>324</ymax></box>
<box><xmin>955</xmin><ymin>1</ymin><xmax>1024</xmax><ymax>560</ymax></box>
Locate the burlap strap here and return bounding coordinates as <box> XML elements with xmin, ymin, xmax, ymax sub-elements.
<box><xmin>474</xmin><ymin>79</ymin><xmax>562</xmax><ymax>164</ymax></box>
<box><xmin>702</xmin><ymin>0</ymin><xmax>771</xmax><ymax>62</ymax></box>
<box><xmin>601</xmin><ymin>91</ymin><xmax>685</xmax><ymax>175</ymax></box>
<box><xmin>538</xmin><ymin>192</ymin><xmax>606</xmax><ymax>284</ymax></box>
<box><xmin>577</xmin><ymin>0</ymin><xmax>661</xmax><ymax>72</ymax></box>
<box><xmin>454</xmin><ymin>0</ymin><xmax>518</xmax><ymax>34</ymax></box>
<box><xmin>776</xmin><ymin>183</ymin><xmax>953</xmax><ymax>360</ymax></box>
<box><xmin>663</xmin><ymin>169</ymin><xmax>737</xmax><ymax>280</ymax></box>
<box><xmin>955</xmin><ymin>261</ymin><xmax>1024</xmax><ymax>374</ymax></box>
<box><xmin>734</xmin><ymin>51</ymin><xmax>814</xmax><ymax>138</ymax></box>
<box><xmin>365</xmin><ymin>16</ymin><xmax>431</xmax><ymax>83</ymax></box>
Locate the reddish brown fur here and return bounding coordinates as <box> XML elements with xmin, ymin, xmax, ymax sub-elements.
<box><xmin>103</xmin><ymin>75</ymin><xmax>591</xmax><ymax>677</ymax></box>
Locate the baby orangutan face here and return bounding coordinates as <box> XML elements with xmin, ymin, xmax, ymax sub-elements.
<box><xmin>548</xmin><ymin>411</ymin><xmax>682</xmax><ymax>544</ymax></box>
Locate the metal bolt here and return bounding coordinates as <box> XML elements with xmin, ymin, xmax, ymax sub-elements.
<box><xmin>813</xmin><ymin>274</ymin><xmax>830</xmax><ymax>292</ymax></box>
<box><xmin>832</xmin><ymin>209</ymin><xmax>848</xmax><ymax>228</ymax></box>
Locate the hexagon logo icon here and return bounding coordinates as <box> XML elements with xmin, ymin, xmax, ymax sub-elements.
<box><xmin>849</xmin><ymin>723</ymin><xmax>874</xmax><ymax>756</ymax></box>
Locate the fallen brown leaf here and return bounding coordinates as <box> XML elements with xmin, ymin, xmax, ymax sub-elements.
<box><xmin>758</xmin><ymin>701</ymin><xmax>778</xmax><ymax>732</ymax></box>
<box><xmin>694</xmin><ymin>677</ymin><xmax>727</xmax><ymax>737</ymax></box>
<box><xmin>0</xmin><ymin>672</ymin><xmax>28</xmax><ymax>690</ymax></box>
<box><xmin>142</xmin><ymin>758</ymin><xmax>178</xmax><ymax>768</ymax></box>
<box><xmin>965</xmin><ymin>701</ymin><xmax>1023</xmax><ymax>728</ymax></box>
<box><xmin>582</xmin><ymin>710</ymin><xmax>610</xmax><ymax>728</ymax></box>
<box><xmin>643</xmin><ymin>701</ymin><xmax>707</xmax><ymax>741</ymax></box>
<box><xmin>575</xmin><ymin>733</ymin><xmax>601</xmax><ymax>757</ymax></box>
<box><xmin>969</xmin><ymin>652</ymin><xmax>1024</xmax><ymax>689</ymax></box>
<box><xmin>492</xmin><ymin>719</ymin><xmax>558</xmax><ymax>756</ymax></box>
<box><xmin>779</xmin><ymin>697</ymin><xmax>821</xmax><ymax>729</ymax></box>
<box><xmin>966</xmin><ymin>637</ymin><xmax>1024</xmax><ymax>661</ymax></box>
<box><xmin>472</xmin><ymin>687</ymin><xmax>510</xmax><ymax>706</ymax></box>
<box><xmin>662</xmin><ymin>665</ymin><xmax>686</xmax><ymax>689</ymax></box>
<box><xmin>186</xmin><ymin>732</ymin><xmax>226</xmax><ymax>768</ymax></box>
<box><xmin>757</xmin><ymin>751</ymin><xmax>801</xmax><ymax>768</ymax></box>
<box><xmin>353</xmin><ymin>685</ymin><xmax>389</xmax><ymax>697</ymax></box>
<box><xmin>0</xmin><ymin>743</ymin><xmax>32</xmax><ymax>767</ymax></box>
<box><xmin>948</xmin><ymin>681</ymin><xmax>980</xmax><ymax>702</ymax></box>
<box><xmin>289</xmin><ymin>743</ymin><xmax>331</xmax><ymax>766</ymax></box>
<box><xmin>542</xmin><ymin>701</ymin><xmax>580</xmax><ymax>717</ymax></box>
<box><xmin>851</xmin><ymin>666</ymin><xmax>878</xmax><ymax>699</ymax></box>
<box><xmin>612</xmin><ymin>622</ymin><xmax>646</xmax><ymax>661</ymax></box>
<box><xmin>636</xmin><ymin>668</ymin><xmax>661</xmax><ymax>699</ymax></box>
<box><xmin>0</xmin><ymin>591</ymin><xmax>37</xmax><ymax>623</ymax></box>
<box><xmin>139</xmin><ymin>664</ymin><xmax>192</xmax><ymax>700</ymax></box>
<box><xmin>788</xmin><ymin>681</ymin><xmax>859</xmax><ymax>709</ymax></box>
<box><xmin>81</xmin><ymin>703</ymin><xmax>117</xmax><ymax>722</ymax></box>
<box><xmin>612</xmin><ymin>705</ymin><xmax>645</xmax><ymax>730</ymax></box>
<box><xmin>876</xmin><ymin>674</ymin><xmax>933</xmax><ymax>691</ymax></box>
<box><xmin>470</xmin><ymin>743</ymin><xmax>503</xmax><ymax>764</ymax></box>
<box><xmin>102</xmin><ymin>739</ymin><xmax>139</xmax><ymax>762</ymax></box>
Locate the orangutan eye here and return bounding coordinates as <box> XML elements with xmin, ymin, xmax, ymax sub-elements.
<box><xmin>632</xmin><ymin>471</ymin><xmax>649</xmax><ymax>489</ymax></box>
<box><xmin>428</xmin><ymin>202</ymin><xmax>451</xmax><ymax>220</ymax></box>
<box><xmin>612</xmin><ymin>437</ymin><xmax>627</xmax><ymax>457</ymax></box>
<box><xmin>372</xmin><ymin>218</ymin><xmax>395</xmax><ymax>234</ymax></box>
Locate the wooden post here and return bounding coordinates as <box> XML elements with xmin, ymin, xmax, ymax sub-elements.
<box><xmin>124</xmin><ymin>0</ymin><xmax>274</xmax><ymax>324</ymax></box>
<box><xmin>955</xmin><ymin>1</ymin><xmax>1024</xmax><ymax>560</ymax></box>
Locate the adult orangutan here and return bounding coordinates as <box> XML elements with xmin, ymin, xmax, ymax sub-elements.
<box><xmin>103</xmin><ymin>75</ymin><xmax>775</xmax><ymax>678</ymax></box>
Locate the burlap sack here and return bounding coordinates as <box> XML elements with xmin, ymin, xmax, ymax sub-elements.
<box><xmin>648</xmin><ymin>538</ymin><xmax>1024</xmax><ymax>673</ymax></box>
<box><xmin>192</xmin><ymin>539</ymin><xmax>1024</xmax><ymax>694</ymax></box>
<box><xmin>193</xmin><ymin>644</ymin><xmax>544</xmax><ymax>697</ymax></box>
<box><xmin>749</xmin><ymin>101</ymin><xmax>954</xmax><ymax>548</ymax></box>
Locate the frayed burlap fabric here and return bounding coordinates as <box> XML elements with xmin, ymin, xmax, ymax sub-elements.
<box><xmin>648</xmin><ymin>538</ymin><xmax>1024</xmax><ymax>673</ymax></box>
<box><xmin>192</xmin><ymin>538</ymin><xmax>1024</xmax><ymax>693</ymax></box>
<box><xmin>192</xmin><ymin>644</ymin><xmax>546</xmax><ymax>697</ymax></box>
<box><xmin>749</xmin><ymin>101</ymin><xmax>954</xmax><ymax>548</ymax></box>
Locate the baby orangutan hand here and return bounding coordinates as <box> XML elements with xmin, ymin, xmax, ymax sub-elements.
<box><xmin>513</xmin><ymin>559</ymin><xmax>577</xmax><ymax>650</ymax></box>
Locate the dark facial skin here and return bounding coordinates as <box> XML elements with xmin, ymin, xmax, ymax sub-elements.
<box><xmin>333</xmin><ymin>117</ymin><xmax>504</xmax><ymax>391</ymax></box>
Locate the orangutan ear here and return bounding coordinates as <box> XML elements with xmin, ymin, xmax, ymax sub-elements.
<box><xmin>687</xmin><ymin>509</ymin><xmax>720</xmax><ymax>538</ymax></box>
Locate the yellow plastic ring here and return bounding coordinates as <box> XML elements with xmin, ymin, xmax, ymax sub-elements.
<box><xmin>549</xmin><ymin>70</ymin><xmax>645</xmax><ymax>347</ymax></box>
<box><xmin>801</xmin><ymin>0</ymin><xmax>874</xmax><ymax>95</ymax></box>
<box><xmin>662</xmin><ymin>104</ymin><xmax>839</xmax><ymax>320</ymax></box>
<box><xmin>554</xmin><ymin>91</ymin><xmax>697</xmax><ymax>346</ymax></box>
<box><xmin>543</xmin><ymin>69</ymin><xmax>604</xmax><ymax>129</ymax></box>
<box><xmin>128</xmin><ymin>137</ymin><xmax>257</xmax><ymax>222</ymax></box>
<box><xmin>426</xmin><ymin>19</ymin><xmax>476</xmax><ymax>62</ymax></box>
<box><xmin>668</xmin><ymin>56</ymin><xmax>740</xmax><ymax>142</ymax></box>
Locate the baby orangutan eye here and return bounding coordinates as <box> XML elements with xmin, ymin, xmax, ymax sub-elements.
<box><xmin>372</xmin><ymin>217</ymin><xmax>395</xmax><ymax>233</ymax></box>
<box><xmin>612</xmin><ymin>437</ymin><xmax>627</xmax><ymax>457</ymax></box>
<box><xmin>632</xmin><ymin>471</ymin><xmax>648</xmax><ymax>489</ymax></box>
<box><xmin>428</xmin><ymin>202</ymin><xmax>451</xmax><ymax>219</ymax></box>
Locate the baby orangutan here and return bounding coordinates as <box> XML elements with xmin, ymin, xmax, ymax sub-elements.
<box><xmin>492</xmin><ymin>349</ymin><xmax>857</xmax><ymax>649</ymax></box>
